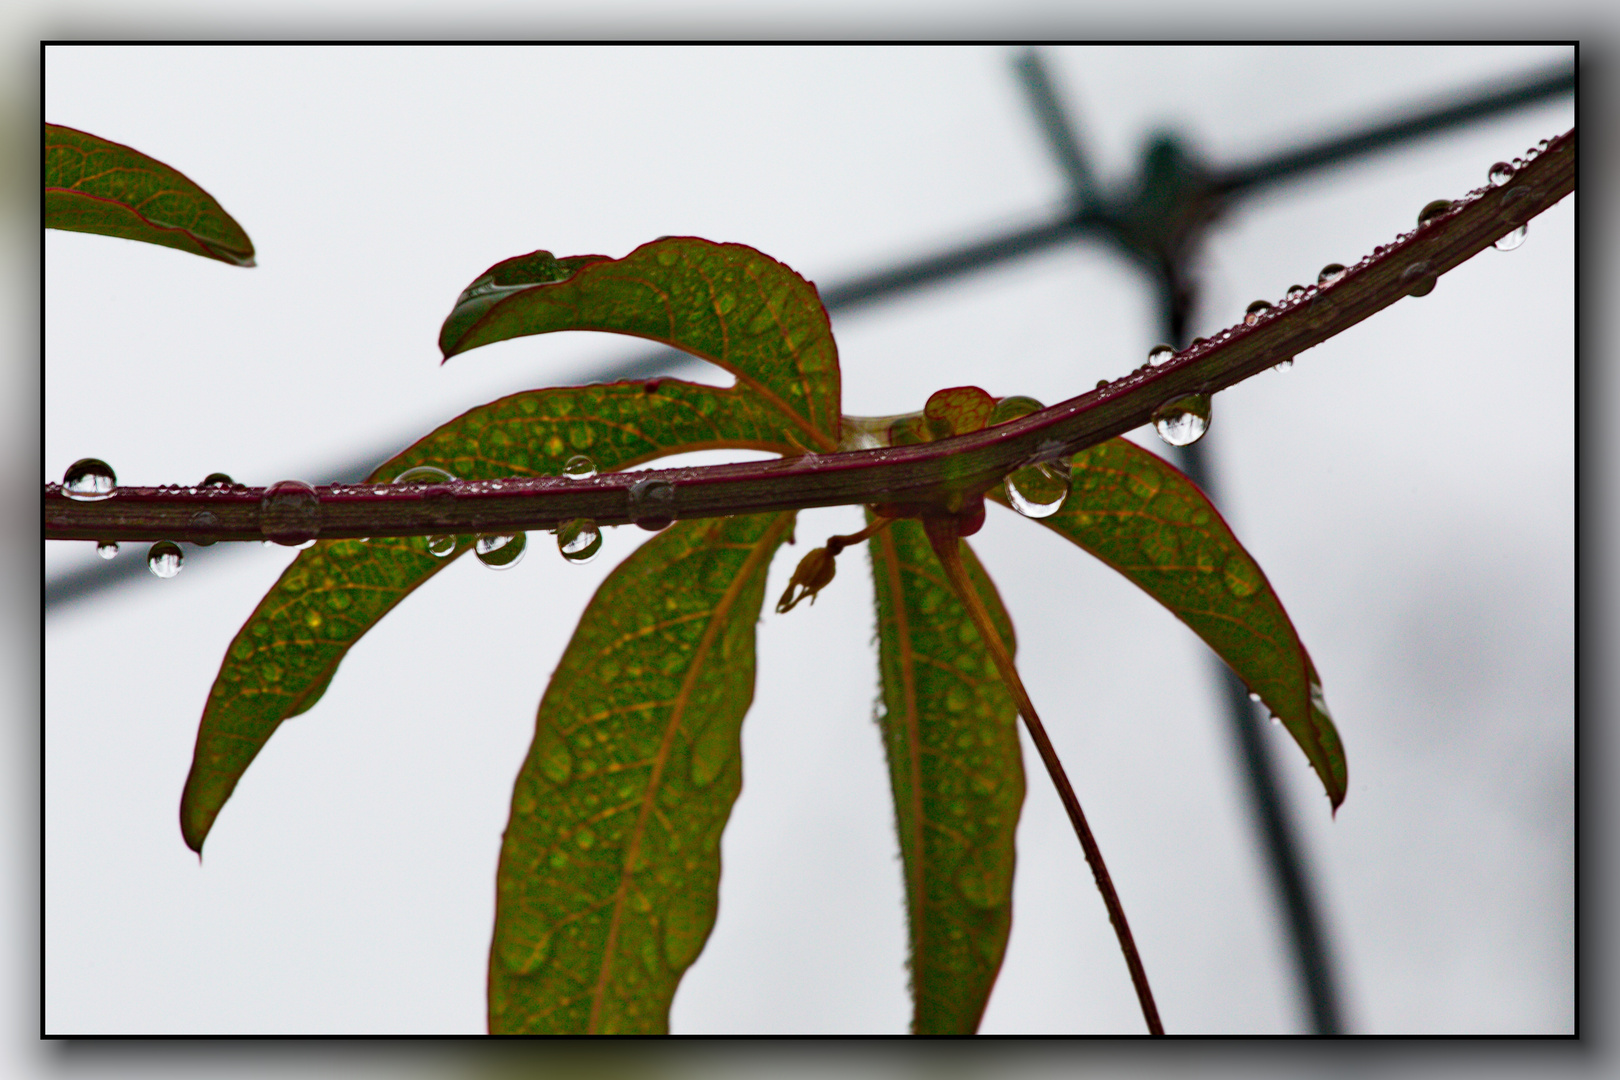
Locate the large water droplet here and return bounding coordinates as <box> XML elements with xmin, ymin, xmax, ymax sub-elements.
<box><xmin>1244</xmin><ymin>300</ymin><xmax>1272</xmax><ymax>326</ymax></box>
<box><xmin>63</xmin><ymin>458</ymin><xmax>116</xmax><ymax>501</ymax></box>
<box><xmin>1004</xmin><ymin>460</ymin><xmax>1070</xmax><ymax>518</ymax></box>
<box><xmin>200</xmin><ymin>472</ymin><xmax>234</xmax><ymax>489</ymax></box>
<box><xmin>393</xmin><ymin>465</ymin><xmax>455</xmax><ymax>485</ymax></box>
<box><xmin>96</xmin><ymin>541</ymin><xmax>119</xmax><ymax>560</ymax></box>
<box><xmin>1317</xmin><ymin>264</ymin><xmax>1347</xmax><ymax>287</ymax></box>
<box><xmin>1401</xmin><ymin>261</ymin><xmax>1437</xmax><ymax>297</ymax></box>
<box><xmin>189</xmin><ymin>510</ymin><xmax>221</xmax><ymax>546</ymax></box>
<box><xmin>989</xmin><ymin>395</ymin><xmax>1043</xmax><ymax>426</ymax></box>
<box><xmin>1151</xmin><ymin>394</ymin><xmax>1211</xmax><ymax>447</ymax></box>
<box><xmin>558</xmin><ymin>518</ymin><xmax>603</xmax><ymax>563</ymax></box>
<box><xmin>475</xmin><ymin>532</ymin><xmax>526</xmax><ymax>569</ymax></box>
<box><xmin>147</xmin><ymin>541</ymin><xmax>183</xmax><ymax>578</ymax></box>
<box><xmin>1416</xmin><ymin>199</ymin><xmax>1453</xmax><ymax>227</ymax></box>
<box><xmin>260</xmin><ymin>480</ymin><xmax>320</xmax><ymax>546</ymax></box>
<box><xmin>628</xmin><ymin>476</ymin><xmax>675</xmax><ymax>531</ymax></box>
<box><xmin>1494</xmin><ymin>223</ymin><xmax>1528</xmax><ymax>251</ymax></box>
<box><xmin>1285</xmin><ymin>284</ymin><xmax>1307</xmax><ymax>300</ymax></box>
<box><xmin>1488</xmin><ymin>161</ymin><xmax>1515</xmax><ymax>187</ymax></box>
<box><xmin>562</xmin><ymin>455</ymin><xmax>597</xmax><ymax>480</ymax></box>
<box><xmin>1146</xmin><ymin>344</ymin><xmax>1175</xmax><ymax>368</ymax></box>
<box><xmin>426</xmin><ymin>534</ymin><xmax>458</xmax><ymax>558</ymax></box>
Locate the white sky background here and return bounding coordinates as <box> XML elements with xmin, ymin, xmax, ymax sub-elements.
<box><xmin>41</xmin><ymin>43</ymin><xmax>1575</xmax><ymax>1043</ymax></box>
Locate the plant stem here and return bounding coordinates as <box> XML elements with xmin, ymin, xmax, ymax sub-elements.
<box><xmin>922</xmin><ymin>514</ymin><xmax>1164</xmax><ymax>1035</ymax></box>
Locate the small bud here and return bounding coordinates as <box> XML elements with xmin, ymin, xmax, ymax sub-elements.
<box><xmin>776</xmin><ymin>546</ymin><xmax>838</xmax><ymax>613</ymax></box>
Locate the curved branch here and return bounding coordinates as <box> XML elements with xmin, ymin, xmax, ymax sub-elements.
<box><xmin>46</xmin><ymin>130</ymin><xmax>1573</xmax><ymax>545</ymax></box>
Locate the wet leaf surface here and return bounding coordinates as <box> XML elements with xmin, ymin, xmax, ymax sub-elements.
<box><xmin>869</xmin><ymin>516</ymin><xmax>1024</xmax><ymax>1033</ymax></box>
<box><xmin>490</xmin><ymin>512</ymin><xmax>794</xmax><ymax>1033</ymax></box>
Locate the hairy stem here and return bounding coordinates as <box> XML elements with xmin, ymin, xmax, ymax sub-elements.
<box><xmin>922</xmin><ymin>514</ymin><xmax>1164</xmax><ymax>1035</ymax></box>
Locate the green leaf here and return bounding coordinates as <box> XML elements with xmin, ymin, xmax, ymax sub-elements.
<box><xmin>181</xmin><ymin>379</ymin><xmax>803</xmax><ymax>853</ymax></box>
<box><xmin>439</xmin><ymin>238</ymin><xmax>842</xmax><ymax>452</ymax></box>
<box><xmin>489</xmin><ymin>511</ymin><xmax>795</xmax><ymax>1034</ymax></box>
<box><xmin>868</xmin><ymin>516</ymin><xmax>1025</xmax><ymax>1034</ymax></box>
<box><xmin>1004</xmin><ymin>436</ymin><xmax>1347</xmax><ymax>810</ymax></box>
<box><xmin>45</xmin><ymin>124</ymin><xmax>254</xmax><ymax>266</ymax></box>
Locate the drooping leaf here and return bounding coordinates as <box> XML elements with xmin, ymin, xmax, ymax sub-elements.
<box><xmin>1002</xmin><ymin>436</ymin><xmax>1346</xmax><ymax>810</ymax></box>
<box><xmin>181</xmin><ymin>379</ymin><xmax>803</xmax><ymax>852</ymax></box>
<box><xmin>489</xmin><ymin>511</ymin><xmax>795</xmax><ymax>1034</ymax></box>
<box><xmin>45</xmin><ymin>124</ymin><xmax>255</xmax><ymax>266</ymax></box>
<box><xmin>868</xmin><ymin>516</ymin><xmax>1025</xmax><ymax>1034</ymax></box>
<box><xmin>439</xmin><ymin>238</ymin><xmax>842</xmax><ymax>452</ymax></box>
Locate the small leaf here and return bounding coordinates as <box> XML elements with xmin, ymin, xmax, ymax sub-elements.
<box><xmin>489</xmin><ymin>511</ymin><xmax>794</xmax><ymax>1033</ymax></box>
<box><xmin>439</xmin><ymin>237</ymin><xmax>842</xmax><ymax>451</ymax></box>
<box><xmin>868</xmin><ymin>516</ymin><xmax>1024</xmax><ymax>1033</ymax></box>
<box><xmin>181</xmin><ymin>379</ymin><xmax>803</xmax><ymax>853</ymax></box>
<box><xmin>1003</xmin><ymin>437</ymin><xmax>1346</xmax><ymax>809</ymax></box>
<box><xmin>45</xmin><ymin>124</ymin><xmax>254</xmax><ymax>266</ymax></box>
<box><xmin>923</xmin><ymin>385</ymin><xmax>996</xmax><ymax>440</ymax></box>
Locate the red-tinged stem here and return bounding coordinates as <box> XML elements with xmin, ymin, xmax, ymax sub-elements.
<box><xmin>44</xmin><ymin>130</ymin><xmax>1573</xmax><ymax>546</ymax></box>
<box><xmin>922</xmin><ymin>514</ymin><xmax>1164</xmax><ymax>1036</ymax></box>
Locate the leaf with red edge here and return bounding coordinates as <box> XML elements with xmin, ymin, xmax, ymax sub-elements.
<box><xmin>439</xmin><ymin>237</ymin><xmax>842</xmax><ymax>452</ymax></box>
<box><xmin>999</xmin><ymin>436</ymin><xmax>1346</xmax><ymax>810</ymax></box>
<box><xmin>45</xmin><ymin>124</ymin><xmax>254</xmax><ymax>266</ymax></box>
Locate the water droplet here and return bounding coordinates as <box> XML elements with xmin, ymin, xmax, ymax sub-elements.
<box><xmin>1151</xmin><ymin>394</ymin><xmax>1211</xmax><ymax>447</ymax></box>
<box><xmin>557</xmin><ymin>518</ymin><xmax>602</xmax><ymax>563</ymax></box>
<box><xmin>562</xmin><ymin>455</ymin><xmax>597</xmax><ymax>480</ymax></box>
<box><xmin>1416</xmin><ymin>199</ymin><xmax>1453</xmax><ymax>227</ymax></box>
<box><xmin>260</xmin><ymin>480</ymin><xmax>320</xmax><ymax>546</ymax></box>
<box><xmin>1271</xmin><ymin>716</ymin><xmax>1282</xmax><ymax>726</ymax></box>
<box><xmin>1317</xmin><ymin>264</ymin><xmax>1347</xmax><ymax>287</ymax></box>
<box><xmin>147</xmin><ymin>541</ymin><xmax>183</xmax><ymax>578</ymax></box>
<box><xmin>990</xmin><ymin>395</ymin><xmax>1043</xmax><ymax>426</ymax></box>
<box><xmin>1494</xmin><ymin>223</ymin><xmax>1528</xmax><ymax>251</ymax></box>
<box><xmin>393</xmin><ymin>465</ymin><xmax>455</xmax><ymax>485</ymax></box>
<box><xmin>1309</xmin><ymin>680</ymin><xmax>1333</xmax><ymax>721</ymax></box>
<box><xmin>96</xmin><ymin>541</ymin><xmax>119</xmax><ymax>560</ymax></box>
<box><xmin>1244</xmin><ymin>300</ymin><xmax>1272</xmax><ymax>326</ymax></box>
<box><xmin>1095</xmin><ymin>379</ymin><xmax>1109</xmax><ymax>390</ymax></box>
<box><xmin>1189</xmin><ymin>337</ymin><xmax>1207</xmax><ymax>348</ymax></box>
<box><xmin>474</xmin><ymin>532</ymin><xmax>526</xmax><ymax>569</ymax></box>
<box><xmin>628</xmin><ymin>476</ymin><xmax>675</xmax><ymax>531</ymax></box>
<box><xmin>189</xmin><ymin>510</ymin><xmax>221</xmax><ymax>546</ymax></box>
<box><xmin>1147</xmin><ymin>344</ymin><xmax>1176</xmax><ymax>368</ymax></box>
<box><xmin>1248</xmin><ymin>691</ymin><xmax>1262</xmax><ymax>703</ymax></box>
<box><xmin>200</xmin><ymin>472</ymin><xmax>234</xmax><ymax>489</ymax></box>
<box><xmin>1285</xmin><ymin>284</ymin><xmax>1307</xmax><ymax>300</ymax></box>
<box><xmin>1488</xmin><ymin>161</ymin><xmax>1515</xmax><ymax>187</ymax></box>
<box><xmin>62</xmin><ymin>458</ymin><xmax>116</xmax><ymax>501</ymax></box>
<box><xmin>426</xmin><ymin>534</ymin><xmax>457</xmax><ymax>558</ymax></box>
<box><xmin>1003</xmin><ymin>459</ymin><xmax>1071</xmax><ymax>518</ymax></box>
<box><xmin>1401</xmin><ymin>261</ymin><xmax>1437</xmax><ymax>297</ymax></box>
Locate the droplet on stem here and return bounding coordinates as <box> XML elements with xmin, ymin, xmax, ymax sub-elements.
<box><xmin>147</xmin><ymin>541</ymin><xmax>183</xmax><ymax>579</ymax></box>
<box><xmin>393</xmin><ymin>465</ymin><xmax>455</xmax><ymax>485</ymax></box>
<box><xmin>189</xmin><ymin>510</ymin><xmax>221</xmax><ymax>546</ymax></box>
<box><xmin>562</xmin><ymin>455</ymin><xmax>597</xmax><ymax>480</ymax></box>
<box><xmin>474</xmin><ymin>532</ymin><xmax>526</xmax><ymax>569</ymax></box>
<box><xmin>260</xmin><ymin>480</ymin><xmax>320</xmax><ymax>547</ymax></box>
<box><xmin>1004</xmin><ymin>459</ymin><xmax>1071</xmax><ymax>518</ymax></box>
<box><xmin>1146</xmin><ymin>344</ymin><xmax>1176</xmax><ymax>368</ymax></box>
<box><xmin>1494</xmin><ymin>224</ymin><xmax>1528</xmax><ymax>251</ymax></box>
<box><xmin>1285</xmin><ymin>284</ymin><xmax>1307</xmax><ymax>300</ymax></box>
<box><xmin>989</xmin><ymin>395</ymin><xmax>1044</xmax><ymax>426</ymax></box>
<box><xmin>628</xmin><ymin>476</ymin><xmax>676</xmax><ymax>532</ymax></box>
<box><xmin>558</xmin><ymin>518</ymin><xmax>603</xmax><ymax>563</ymax></box>
<box><xmin>62</xmin><ymin>458</ymin><xmax>116</xmax><ymax>501</ymax></box>
<box><xmin>1244</xmin><ymin>300</ymin><xmax>1272</xmax><ymax>326</ymax></box>
<box><xmin>1401</xmin><ymin>261</ymin><xmax>1437</xmax><ymax>297</ymax></box>
<box><xmin>426</xmin><ymin>535</ymin><xmax>458</xmax><ymax>558</ymax></box>
<box><xmin>1151</xmin><ymin>394</ymin><xmax>1211</xmax><ymax>447</ymax></box>
<box><xmin>1416</xmin><ymin>199</ymin><xmax>1453</xmax><ymax>227</ymax></box>
<box><xmin>96</xmin><ymin>541</ymin><xmax>119</xmax><ymax>560</ymax></box>
<box><xmin>1488</xmin><ymin>161</ymin><xmax>1515</xmax><ymax>187</ymax></box>
<box><xmin>1317</xmin><ymin>264</ymin><xmax>1347</xmax><ymax>287</ymax></box>
<box><xmin>200</xmin><ymin>472</ymin><xmax>235</xmax><ymax>489</ymax></box>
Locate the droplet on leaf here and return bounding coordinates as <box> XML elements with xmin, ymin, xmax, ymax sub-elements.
<box><xmin>63</xmin><ymin>458</ymin><xmax>116</xmax><ymax>501</ymax></box>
